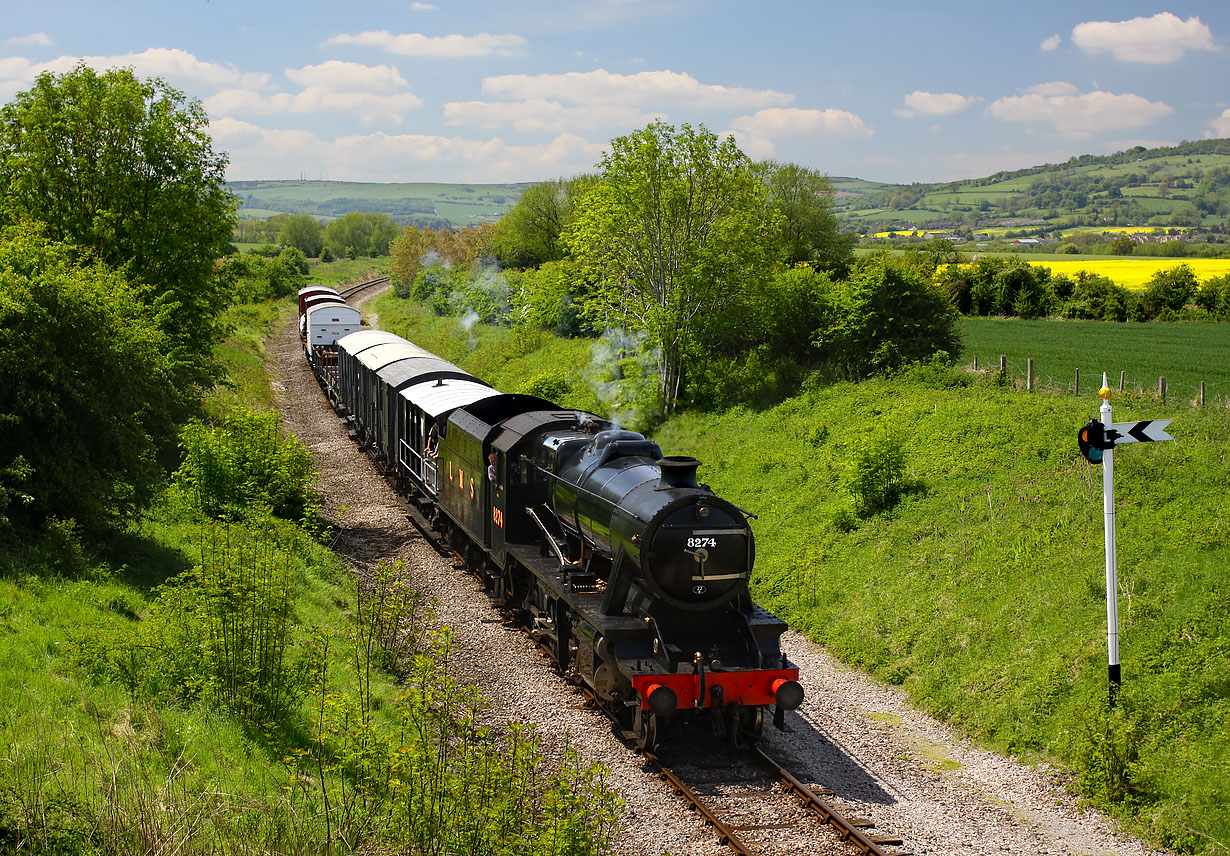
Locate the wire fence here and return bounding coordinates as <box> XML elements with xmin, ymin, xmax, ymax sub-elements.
<box><xmin>970</xmin><ymin>354</ymin><xmax>1230</xmax><ymax>408</ymax></box>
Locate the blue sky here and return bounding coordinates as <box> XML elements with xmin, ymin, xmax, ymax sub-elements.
<box><xmin>3</xmin><ymin>1</ymin><xmax>1228</xmax><ymax>185</ymax></box>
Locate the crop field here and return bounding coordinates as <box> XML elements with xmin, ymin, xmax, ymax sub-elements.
<box><xmin>1022</xmin><ymin>258</ymin><xmax>1230</xmax><ymax>289</ymax></box>
<box><xmin>959</xmin><ymin>317</ymin><xmax>1230</xmax><ymax>403</ymax></box>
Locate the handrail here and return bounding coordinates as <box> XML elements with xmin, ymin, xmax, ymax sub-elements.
<box><xmin>525</xmin><ymin>507</ymin><xmax>576</xmax><ymax>567</ymax></box>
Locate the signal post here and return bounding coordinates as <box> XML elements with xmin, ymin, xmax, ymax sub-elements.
<box><xmin>1076</xmin><ymin>374</ymin><xmax>1173</xmax><ymax>706</ymax></box>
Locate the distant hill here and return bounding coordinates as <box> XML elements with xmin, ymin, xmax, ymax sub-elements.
<box><xmin>227</xmin><ymin>180</ymin><xmax>531</xmax><ymax>230</ymax></box>
<box><xmin>831</xmin><ymin>139</ymin><xmax>1230</xmax><ymax>233</ymax></box>
<box><xmin>231</xmin><ymin>140</ymin><xmax>1230</xmax><ymax>236</ymax></box>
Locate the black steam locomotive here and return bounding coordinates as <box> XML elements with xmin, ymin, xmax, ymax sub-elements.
<box><xmin>301</xmin><ymin>287</ymin><xmax>802</xmax><ymax>749</ymax></box>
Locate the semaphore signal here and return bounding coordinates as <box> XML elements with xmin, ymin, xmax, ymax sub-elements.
<box><xmin>1077</xmin><ymin>373</ymin><xmax>1174</xmax><ymax>706</ymax></box>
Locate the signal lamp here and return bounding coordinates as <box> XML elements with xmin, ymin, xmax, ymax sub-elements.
<box><xmin>1078</xmin><ymin>419</ymin><xmax>1112</xmax><ymax>464</ymax></box>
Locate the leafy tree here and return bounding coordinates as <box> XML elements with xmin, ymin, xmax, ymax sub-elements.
<box><xmin>277</xmin><ymin>213</ymin><xmax>324</xmax><ymax>257</ymax></box>
<box><xmin>759</xmin><ymin>161</ymin><xmax>855</xmax><ymax>273</ymax></box>
<box><xmin>490</xmin><ymin>176</ymin><xmax>596</xmax><ymax>269</ymax></box>
<box><xmin>323</xmin><ymin>211</ymin><xmax>398</xmax><ymax>258</ymax></box>
<box><xmin>1141</xmin><ymin>264</ymin><xmax>1198</xmax><ymax>318</ymax></box>
<box><xmin>0</xmin><ymin>64</ymin><xmax>236</xmax><ymax>399</ymax></box>
<box><xmin>1110</xmin><ymin>235</ymin><xmax>1135</xmax><ymax>255</ymax></box>
<box><xmin>0</xmin><ymin>226</ymin><xmax>181</xmax><ymax>535</ymax></box>
<box><xmin>818</xmin><ymin>259</ymin><xmax>961</xmax><ymax>379</ymax></box>
<box><xmin>565</xmin><ymin>121</ymin><xmax>780</xmax><ymax>415</ymax></box>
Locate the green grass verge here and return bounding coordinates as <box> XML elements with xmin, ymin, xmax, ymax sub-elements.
<box><xmin>1</xmin><ymin>277</ymin><xmax>618</xmax><ymax>854</ymax></box>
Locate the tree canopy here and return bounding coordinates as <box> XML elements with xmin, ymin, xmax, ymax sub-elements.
<box><xmin>324</xmin><ymin>212</ymin><xmax>399</xmax><ymax>259</ymax></box>
<box><xmin>277</xmin><ymin>214</ymin><xmax>324</xmax><ymax>257</ymax></box>
<box><xmin>0</xmin><ymin>227</ymin><xmax>181</xmax><ymax>535</ymax></box>
<box><xmin>490</xmin><ymin>176</ymin><xmax>596</xmax><ymax>270</ymax></box>
<box><xmin>759</xmin><ymin>161</ymin><xmax>855</xmax><ymax>273</ymax></box>
<box><xmin>565</xmin><ymin>122</ymin><xmax>780</xmax><ymax>414</ymax></box>
<box><xmin>0</xmin><ymin>64</ymin><xmax>236</xmax><ymax>399</ymax></box>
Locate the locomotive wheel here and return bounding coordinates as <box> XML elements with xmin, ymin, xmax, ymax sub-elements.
<box><xmin>731</xmin><ymin>706</ymin><xmax>764</xmax><ymax>747</ymax></box>
<box><xmin>635</xmin><ymin>712</ymin><xmax>659</xmax><ymax>752</ymax></box>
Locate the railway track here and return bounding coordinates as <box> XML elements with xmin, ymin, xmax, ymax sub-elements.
<box><xmin>644</xmin><ymin>740</ymin><xmax>909</xmax><ymax>856</ymax></box>
<box><xmin>339</xmin><ymin>274</ymin><xmax>390</xmax><ymax>301</ymax></box>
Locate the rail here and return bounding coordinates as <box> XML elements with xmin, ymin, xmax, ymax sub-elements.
<box><xmin>748</xmin><ymin>745</ymin><xmax>897</xmax><ymax>855</ymax></box>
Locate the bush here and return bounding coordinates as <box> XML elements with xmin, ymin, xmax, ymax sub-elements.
<box><xmin>845</xmin><ymin>429</ymin><xmax>909</xmax><ymax>517</ymax></box>
<box><xmin>820</xmin><ymin>260</ymin><xmax>962</xmax><ymax>379</ymax></box>
<box><xmin>173</xmin><ymin>407</ymin><xmax>322</xmax><ymax>528</ymax></box>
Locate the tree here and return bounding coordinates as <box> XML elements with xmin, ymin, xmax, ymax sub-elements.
<box><xmin>277</xmin><ymin>214</ymin><xmax>324</xmax><ymax>257</ymax></box>
<box><xmin>323</xmin><ymin>212</ymin><xmax>399</xmax><ymax>259</ymax></box>
<box><xmin>1141</xmin><ymin>264</ymin><xmax>1198</xmax><ymax>318</ymax></box>
<box><xmin>490</xmin><ymin>176</ymin><xmax>597</xmax><ymax>269</ymax></box>
<box><xmin>565</xmin><ymin>122</ymin><xmax>780</xmax><ymax>415</ymax></box>
<box><xmin>0</xmin><ymin>64</ymin><xmax>236</xmax><ymax>399</ymax></box>
<box><xmin>759</xmin><ymin>161</ymin><xmax>855</xmax><ymax>273</ymax></box>
<box><xmin>819</xmin><ymin>259</ymin><xmax>962</xmax><ymax>379</ymax></box>
<box><xmin>0</xmin><ymin>226</ymin><xmax>181</xmax><ymax>535</ymax></box>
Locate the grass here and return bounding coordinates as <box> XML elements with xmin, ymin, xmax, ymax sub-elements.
<box><xmin>653</xmin><ymin>376</ymin><xmax>1230</xmax><ymax>854</ymax></box>
<box><xmin>959</xmin><ymin>317</ymin><xmax>1230</xmax><ymax>403</ymax></box>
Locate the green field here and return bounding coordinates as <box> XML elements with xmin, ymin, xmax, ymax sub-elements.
<box><xmin>959</xmin><ymin>317</ymin><xmax>1230</xmax><ymax>402</ymax></box>
<box><xmin>229</xmin><ymin>179</ymin><xmax>530</xmax><ymax>228</ymax></box>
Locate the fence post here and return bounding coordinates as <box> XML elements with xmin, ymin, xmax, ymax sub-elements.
<box><xmin>999</xmin><ymin>354</ymin><xmax>1006</xmax><ymax>374</ymax></box>
<box><xmin>1075</xmin><ymin>368</ymin><xmax>1080</xmax><ymax>396</ymax></box>
<box><xmin>1159</xmin><ymin>376</ymin><xmax>1167</xmax><ymax>401</ymax></box>
<box><xmin>1200</xmin><ymin>381</ymin><xmax>1206</xmax><ymax>407</ymax></box>
<box><xmin>1119</xmin><ymin>371</ymin><xmax>1126</xmax><ymax>392</ymax></box>
<box><xmin>1027</xmin><ymin>358</ymin><xmax>1034</xmax><ymax>392</ymax></box>
<box><xmin>973</xmin><ymin>355</ymin><xmax>978</xmax><ymax>371</ymax></box>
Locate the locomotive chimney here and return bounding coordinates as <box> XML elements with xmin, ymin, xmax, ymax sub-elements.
<box><xmin>657</xmin><ymin>455</ymin><xmax>701</xmax><ymax>490</ymax></box>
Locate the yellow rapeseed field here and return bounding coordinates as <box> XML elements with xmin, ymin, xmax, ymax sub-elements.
<box><xmin>1024</xmin><ymin>258</ymin><xmax>1230</xmax><ymax>289</ymax></box>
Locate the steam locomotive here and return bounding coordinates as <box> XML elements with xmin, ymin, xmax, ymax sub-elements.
<box><xmin>300</xmin><ymin>286</ymin><xmax>803</xmax><ymax>749</ymax></box>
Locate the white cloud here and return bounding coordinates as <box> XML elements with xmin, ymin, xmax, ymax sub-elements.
<box><xmin>730</xmin><ymin>107</ymin><xmax>871</xmax><ymax>138</ymax></box>
<box><xmin>443</xmin><ymin>98</ymin><xmax>660</xmax><ymax>133</ymax></box>
<box><xmin>894</xmin><ymin>90</ymin><xmax>979</xmax><ymax>119</ymax></box>
<box><xmin>213</xmin><ymin>118</ymin><xmax>605</xmax><ymax>182</ymax></box>
<box><xmin>1071</xmin><ymin>13</ymin><xmax>1216</xmax><ymax>63</ymax></box>
<box><xmin>9</xmin><ymin>33</ymin><xmax>53</xmax><ymax>46</ymax></box>
<box><xmin>284</xmin><ymin>60</ymin><xmax>408</xmax><ymax>93</ymax></box>
<box><xmin>986</xmin><ymin>88</ymin><xmax>1173</xmax><ymax>140</ymax></box>
<box><xmin>323</xmin><ymin>30</ymin><xmax>527</xmax><ymax>58</ymax></box>
<box><xmin>409</xmin><ymin>2</ymin><xmax>438</xmax><ymax>9</ymax></box>
<box><xmin>726</xmin><ymin>107</ymin><xmax>871</xmax><ymax>158</ymax></box>
<box><xmin>1024</xmin><ymin>81</ymin><xmax>1079</xmax><ymax>96</ymax></box>
<box><xmin>1040</xmin><ymin>34</ymin><xmax>1061</xmax><ymax>52</ymax></box>
<box><xmin>0</xmin><ymin>48</ymin><xmax>244</xmax><ymax>90</ymax></box>
<box><xmin>204</xmin><ymin>61</ymin><xmax>422</xmax><ymax>126</ymax></box>
<box><xmin>1207</xmin><ymin>109</ymin><xmax>1230</xmax><ymax>139</ymax></box>
<box><xmin>482</xmin><ymin>68</ymin><xmax>793</xmax><ymax>109</ymax></box>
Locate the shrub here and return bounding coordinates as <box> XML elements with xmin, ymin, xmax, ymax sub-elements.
<box><xmin>173</xmin><ymin>407</ymin><xmax>321</xmax><ymax>528</ymax></box>
<box><xmin>845</xmin><ymin>430</ymin><xmax>908</xmax><ymax>517</ymax></box>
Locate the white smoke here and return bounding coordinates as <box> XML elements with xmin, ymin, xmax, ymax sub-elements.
<box><xmin>584</xmin><ymin>328</ymin><xmax>661</xmax><ymax>432</ymax></box>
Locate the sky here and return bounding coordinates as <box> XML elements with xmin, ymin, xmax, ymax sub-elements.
<box><xmin>3</xmin><ymin>1</ymin><xmax>1229</xmax><ymax>186</ymax></box>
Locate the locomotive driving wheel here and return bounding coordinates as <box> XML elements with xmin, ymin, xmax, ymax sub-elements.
<box><xmin>635</xmin><ymin>711</ymin><xmax>660</xmax><ymax>752</ymax></box>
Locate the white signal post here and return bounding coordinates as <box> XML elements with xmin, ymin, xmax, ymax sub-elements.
<box><xmin>1098</xmin><ymin>375</ymin><xmax>1120</xmax><ymax>704</ymax></box>
<box><xmin>1091</xmin><ymin>372</ymin><xmax>1173</xmax><ymax>706</ymax></box>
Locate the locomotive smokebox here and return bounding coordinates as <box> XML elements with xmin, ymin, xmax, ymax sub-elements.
<box><xmin>657</xmin><ymin>455</ymin><xmax>701</xmax><ymax>490</ymax></box>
